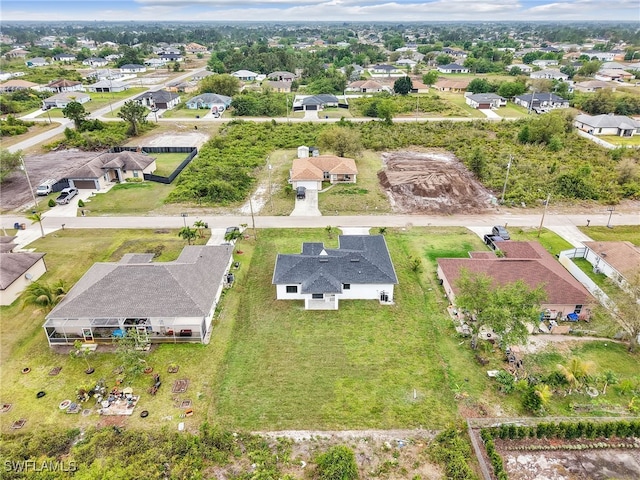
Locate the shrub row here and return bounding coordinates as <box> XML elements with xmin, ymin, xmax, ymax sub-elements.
<box><xmin>480</xmin><ymin>421</ymin><xmax>640</xmax><ymax>480</ymax></box>
<box><xmin>479</xmin><ymin>430</ymin><xmax>508</xmax><ymax>480</ymax></box>
<box><xmin>504</xmin><ymin>441</ymin><xmax>639</xmax><ymax>451</ymax></box>
<box><xmin>486</xmin><ymin>420</ymin><xmax>640</xmax><ymax>441</ymax></box>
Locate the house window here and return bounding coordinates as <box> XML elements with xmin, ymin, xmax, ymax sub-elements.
<box><xmin>574</xmin><ymin>304</ymin><xmax>583</xmax><ymax>313</ymax></box>
<box><xmin>312</xmin><ymin>293</ymin><xmax>323</xmax><ymax>299</ymax></box>
<box><xmin>343</xmin><ymin>284</ymin><xmax>351</xmax><ymax>290</ymax></box>
<box><xmin>286</xmin><ymin>285</ymin><xmax>298</xmax><ymax>294</ymax></box>
<box><xmin>133</xmin><ymin>171</ymin><xmax>139</xmax><ymax>178</ymax></box>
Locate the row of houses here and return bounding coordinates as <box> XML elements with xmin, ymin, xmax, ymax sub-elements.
<box><xmin>29</xmin><ymin>231</ymin><xmax>640</xmax><ymax>345</ymax></box>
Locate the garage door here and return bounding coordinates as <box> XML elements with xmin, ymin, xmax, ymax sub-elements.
<box><xmin>296</xmin><ymin>181</ymin><xmax>319</xmax><ymax>190</ymax></box>
<box><xmin>73</xmin><ymin>180</ymin><xmax>97</xmax><ymax>190</ymax></box>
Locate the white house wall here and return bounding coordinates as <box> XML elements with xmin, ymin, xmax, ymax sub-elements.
<box><xmin>0</xmin><ymin>258</ymin><xmax>47</xmax><ymax>306</ymax></box>
<box><xmin>276</xmin><ymin>283</ymin><xmax>394</xmax><ymax>302</ymax></box>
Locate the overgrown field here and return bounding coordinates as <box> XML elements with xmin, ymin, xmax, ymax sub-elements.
<box><xmin>169</xmin><ymin>117</ymin><xmax>639</xmax><ymax>207</ymax></box>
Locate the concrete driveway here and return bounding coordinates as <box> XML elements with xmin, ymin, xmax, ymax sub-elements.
<box><xmin>290</xmin><ymin>189</ymin><xmax>321</xmax><ymax>216</ymax></box>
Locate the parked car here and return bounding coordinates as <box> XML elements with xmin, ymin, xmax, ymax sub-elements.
<box><xmin>491</xmin><ymin>225</ymin><xmax>510</xmax><ymax>240</ymax></box>
<box><xmin>296</xmin><ymin>186</ymin><xmax>306</xmax><ymax>199</ymax></box>
<box><xmin>55</xmin><ymin>187</ymin><xmax>78</xmax><ymax>205</ymax></box>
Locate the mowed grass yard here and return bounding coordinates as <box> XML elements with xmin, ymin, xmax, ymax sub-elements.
<box><xmin>210</xmin><ymin>227</ymin><xmax>508</xmax><ymax>430</ymax></box>
<box><xmin>2</xmin><ymin>227</ymin><xmax>503</xmax><ymax>434</ymax></box>
<box><xmin>152</xmin><ymin>152</ymin><xmax>191</xmax><ymax>177</ymax></box>
<box><xmin>82</xmin><ymin>182</ymin><xmax>173</xmax><ymax>215</ymax></box>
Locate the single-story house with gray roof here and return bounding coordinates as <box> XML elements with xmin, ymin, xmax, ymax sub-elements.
<box><xmin>465</xmin><ymin>93</ymin><xmax>506</xmax><ymax>109</ymax></box>
<box><xmin>292</xmin><ymin>94</ymin><xmax>340</xmax><ymax>112</ymax></box>
<box><xmin>185</xmin><ymin>93</ymin><xmax>232</xmax><ymax>112</ymax></box>
<box><xmin>575</xmin><ymin>114</ymin><xmax>640</xmax><ymax>137</ymax></box>
<box><xmin>67</xmin><ymin>150</ymin><xmax>157</xmax><ymax>190</ymax></box>
<box><xmin>85</xmin><ymin>80</ymin><xmax>129</xmax><ymax>93</ymax></box>
<box><xmin>44</xmin><ymin>245</ymin><xmax>234</xmax><ymax>345</ymax></box>
<box><xmin>42</xmin><ymin>91</ymin><xmax>91</xmax><ymax>109</ymax></box>
<box><xmin>272</xmin><ymin>235</ymin><xmax>398</xmax><ymax>310</ymax></box>
<box><xmin>133</xmin><ymin>90</ymin><xmax>181</xmax><ymax>110</ymax></box>
<box><xmin>0</xmin><ymin>238</ymin><xmax>47</xmax><ymax>306</ymax></box>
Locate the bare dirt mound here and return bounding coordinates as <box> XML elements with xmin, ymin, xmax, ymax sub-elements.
<box><xmin>378</xmin><ymin>150</ymin><xmax>495</xmax><ymax>214</ymax></box>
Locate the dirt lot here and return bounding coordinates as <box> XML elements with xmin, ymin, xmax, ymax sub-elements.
<box><xmin>378</xmin><ymin>149</ymin><xmax>495</xmax><ymax>214</ymax></box>
<box><xmin>258</xmin><ymin>430</ymin><xmax>444</xmax><ymax>479</ymax></box>
<box><xmin>0</xmin><ymin>150</ymin><xmax>97</xmax><ymax>212</ymax></box>
<box><xmin>501</xmin><ymin>448</ymin><xmax>640</xmax><ymax>480</ymax></box>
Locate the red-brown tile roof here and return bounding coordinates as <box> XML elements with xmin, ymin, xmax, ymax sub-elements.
<box><xmin>291</xmin><ymin>155</ymin><xmax>358</xmax><ymax>181</ymax></box>
<box><xmin>438</xmin><ymin>241</ymin><xmax>592</xmax><ymax>306</ymax></box>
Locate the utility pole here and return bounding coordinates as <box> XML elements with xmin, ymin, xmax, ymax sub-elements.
<box><xmin>248</xmin><ymin>197</ymin><xmax>257</xmax><ymax>240</ymax></box>
<box><xmin>20</xmin><ymin>156</ymin><xmax>38</xmax><ymax>209</ymax></box>
<box><xmin>527</xmin><ymin>89</ymin><xmax>535</xmax><ymax>115</ymax></box>
<box><xmin>416</xmin><ymin>96</ymin><xmax>419</xmax><ymax>121</ymax></box>
<box><xmin>537</xmin><ymin>192</ymin><xmax>551</xmax><ymax>238</ymax></box>
<box><xmin>267</xmin><ymin>159</ymin><xmax>273</xmax><ymax>212</ymax></box>
<box><xmin>500</xmin><ymin>155</ymin><xmax>512</xmax><ymax>204</ymax></box>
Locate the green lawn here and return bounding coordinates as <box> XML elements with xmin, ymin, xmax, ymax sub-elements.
<box><xmin>525</xmin><ymin>341</ymin><xmax>640</xmax><ymax>415</ymax></box>
<box><xmin>578</xmin><ymin>225</ymin><xmax>640</xmax><ymax>246</ymax></box>
<box><xmin>211</xmin><ymin>227</ymin><xmax>507</xmax><ymax>429</ymax></box>
<box><xmin>2</xmin><ymin>226</ymin><xmax>637</xmax><ymax>436</ymax></box>
<box><xmin>599</xmin><ymin>136</ymin><xmax>640</xmax><ymax>147</ymax></box>
<box><xmin>435</xmin><ymin>92</ymin><xmax>486</xmax><ymax>118</ymax></box>
<box><xmin>495</xmin><ymin>103</ymin><xmax>529</xmax><ymax>118</ymax></box>
<box><xmin>0</xmin><ymin>229</ymin><xmax>216</xmax><ymax>434</ymax></box>
<box><xmin>152</xmin><ymin>152</ymin><xmax>190</xmax><ymax>177</ymax></box>
<box><xmin>81</xmin><ymin>182</ymin><xmax>173</xmax><ymax>215</ymax></box>
<box><xmin>319</xmin><ymin>151</ymin><xmax>391</xmax><ymax>215</ymax></box>
<box><xmin>507</xmin><ymin>226</ymin><xmax>574</xmax><ymax>256</ymax></box>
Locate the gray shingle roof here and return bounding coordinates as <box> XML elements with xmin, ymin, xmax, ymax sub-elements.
<box><xmin>301</xmin><ymin>94</ymin><xmax>338</xmax><ymax>106</ymax></box>
<box><xmin>47</xmin><ymin>245</ymin><xmax>232</xmax><ymax>319</ymax></box>
<box><xmin>134</xmin><ymin>90</ymin><xmax>180</xmax><ymax>103</ymax></box>
<box><xmin>575</xmin><ymin>114</ymin><xmax>640</xmax><ymax>130</ymax></box>
<box><xmin>273</xmin><ymin>235</ymin><xmax>398</xmax><ymax>294</ymax></box>
<box><xmin>0</xmin><ymin>252</ymin><xmax>45</xmax><ymax>290</ymax></box>
<box><xmin>186</xmin><ymin>93</ymin><xmax>232</xmax><ymax>105</ymax></box>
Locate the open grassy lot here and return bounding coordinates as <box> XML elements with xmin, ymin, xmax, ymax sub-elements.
<box><xmin>81</xmin><ymin>182</ymin><xmax>173</xmax><ymax>215</ymax></box>
<box><xmin>579</xmin><ymin>225</ymin><xmax>640</xmax><ymax>245</ymax></box>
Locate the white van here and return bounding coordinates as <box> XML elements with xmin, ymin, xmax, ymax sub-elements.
<box><xmin>36</xmin><ymin>179</ymin><xmax>57</xmax><ymax>196</ymax></box>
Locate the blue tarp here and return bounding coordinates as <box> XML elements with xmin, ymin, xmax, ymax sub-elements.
<box><xmin>566</xmin><ymin>313</ymin><xmax>579</xmax><ymax>322</ymax></box>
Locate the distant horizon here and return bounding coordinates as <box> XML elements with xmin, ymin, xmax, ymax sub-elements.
<box><xmin>2</xmin><ymin>1</ymin><xmax>638</xmax><ymax>23</ymax></box>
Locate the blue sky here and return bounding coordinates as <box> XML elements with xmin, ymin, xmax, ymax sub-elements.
<box><xmin>2</xmin><ymin>0</ymin><xmax>639</xmax><ymax>22</ymax></box>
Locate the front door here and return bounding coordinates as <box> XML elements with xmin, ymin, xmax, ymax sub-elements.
<box><xmin>82</xmin><ymin>328</ymin><xmax>94</xmax><ymax>342</ymax></box>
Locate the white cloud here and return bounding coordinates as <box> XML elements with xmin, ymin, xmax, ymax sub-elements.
<box><xmin>2</xmin><ymin>0</ymin><xmax>637</xmax><ymax>21</ymax></box>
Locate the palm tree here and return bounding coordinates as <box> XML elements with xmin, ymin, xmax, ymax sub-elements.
<box><xmin>556</xmin><ymin>357</ymin><xmax>596</xmax><ymax>394</ymax></box>
<box><xmin>193</xmin><ymin>220</ymin><xmax>206</xmax><ymax>238</ymax></box>
<box><xmin>178</xmin><ymin>226</ymin><xmax>197</xmax><ymax>245</ymax></box>
<box><xmin>26</xmin><ymin>211</ymin><xmax>45</xmax><ymax>238</ymax></box>
<box><xmin>534</xmin><ymin>383</ymin><xmax>552</xmax><ymax>408</ymax></box>
<box><xmin>22</xmin><ymin>280</ymin><xmax>67</xmax><ymax>313</ymax></box>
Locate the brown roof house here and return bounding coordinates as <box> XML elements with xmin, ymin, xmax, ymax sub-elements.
<box><xmin>582</xmin><ymin>241</ymin><xmax>640</xmax><ymax>288</ymax></box>
<box><xmin>67</xmin><ymin>150</ymin><xmax>157</xmax><ymax>191</ymax></box>
<box><xmin>290</xmin><ymin>153</ymin><xmax>358</xmax><ymax>191</ymax></box>
<box><xmin>0</xmin><ymin>237</ymin><xmax>47</xmax><ymax>306</ymax></box>
<box><xmin>433</xmin><ymin>79</ymin><xmax>470</xmax><ymax>92</ymax></box>
<box><xmin>437</xmin><ymin>241</ymin><xmax>594</xmax><ymax>322</ymax></box>
<box><xmin>43</xmin><ymin>245</ymin><xmax>233</xmax><ymax>345</ymax></box>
